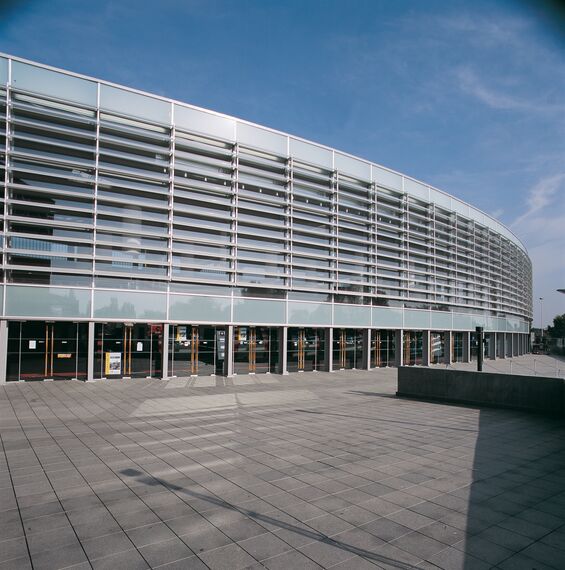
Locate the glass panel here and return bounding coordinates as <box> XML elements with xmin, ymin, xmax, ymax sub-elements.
<box><xmin>288</xmin><ymin>301</ymin><xmax>331</xmax><ymax>326</ymax></box>
<box><xmin>404</xmin><ymin>178</ymin><xmax>429</xmax><ymax>201</ymax></box>
<box><xmin>335</xmin><ymin>153</ymin><xmax>370</xmax><ymax>180</ymax></box>
<box><xmin>334</xmin><ymin>304</ymin><xmax>371</xmax><ymax>327</ymax></box>
<box><xmin>233</xmin><ymin>298</ymin><xmax>285</xmax><ymax>325</ymax></box>
<box><xmin>372</xmin><ymin>307</ymin><xmax>402</xmax><ymax>328</ymax></box>
<box><xmin>237</xmin><ymin>122</ymin><xmax>287</xmax><ymax>155</ymax></box>
<box><xmin>404</xmin><ymin>309</ymin><xmax>431</xmax><ymax>329</ymax></box>
<box><xmin>373</xmin><ymin>166</ymin><xmax>402</xmax><ymax>190</ymax></box>
<box><xmin>0</xmin><ymin>56</ymin><xmax>7</xmax><ymax>85</ymax></box>
<box><xmin>100</xmin><ymin>84</ymin><xmax>170</xmax><ymax>124</ymax></box>
<box><xmin>430</xmin><ymin>311</ymin><xmax>452</xmax><ymax>330</ymax></box>
<box><xmin>5</xmin><ymin>285</ymin><xmax>90</xmax><ymax>318</ymax></box>
<box><xmin>174</xmin><ymin>104</ymin><xmax>235</xmax><ymax>140</ymax></box>
<box><xmin>93</xmin><ymin>290</ymin><xmax>166</xmax><ymax>319</ymax></box>
<box><xmin>11</xmin><ymin>61</ymin><xmax>97</xmax><ymax>106</ymax></box>
<box><xmin>169</xmin><ymin>294</ymin><xmax>231</xmax><ymax>322</ymax></box>
<box><xmin>290</xmin><ymin>138</ymin><xmax>332</xmax><ymax>168</ymax></box>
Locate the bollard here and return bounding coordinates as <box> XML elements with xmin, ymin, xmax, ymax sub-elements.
<box><xmin>510</xmin><ymin>361</ymin><xmax>513</xmax><ymax>375</ymax></box>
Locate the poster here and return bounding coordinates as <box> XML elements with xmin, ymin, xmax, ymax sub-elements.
<box><xmin>136</xmin><ymin>342</ymin><xmax>143</xmax><ymax>352</ymax></box>
<box><xmin>176</xmin><ymin>326</ymin><xmax>188</xmax><ymax>342</ymax></box>
<box><xmin>105</xmin><ymin>352</ymin><xmax>122</xmax><ymax>375</ymax></box>
<box><xmin>29</xmin><ymin>340</ymin><xmax>36</xmax><ymax>349</ymax></box>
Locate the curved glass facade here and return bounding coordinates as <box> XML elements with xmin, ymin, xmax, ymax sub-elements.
<box><xmin>0</xmin><ymin>54</ymin><xmax>532</xmax><ymax>381</ymax></box>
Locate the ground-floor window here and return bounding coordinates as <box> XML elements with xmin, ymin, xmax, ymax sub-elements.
<box><xmin>403</xmin><ymin>330</ymin><xmax>423</xmax><ymax>365</ymax></box>
<box><xmin>233</xmin><ymin>326</ymin><xmax>279</xmax><ymax>374</ymax></box>
<box><xmin>168</xmin><ymin>325</ymin><xmax>226</xmax><ymax>376</ymax></box>
<box><xmin>431</xmin><ymin>331</ymin><xmax>446</xmax><ymax>364</ymax></box>
<box><xmin>452</xmin><ymin>332</ymin><xmax>464</xmax><ymax>362</ymax></box>
<box><xmin>287</xmin><ymin>328</ymin><xmax>325</xmax><ymax>372</ymax></box>
<box><xmin>94</xmin><ymin>323</ymin><xmax>163</xmax><ymax>379</ymax></box>
<box><xmin>332</xmin><ymin>329</ymin><xmax>363</xmax><ymax>369</ymax></box>
<box><xmin>371</xmin><ymin>330</ymin><xmax>396</xmax><ymax>367</ymax></box>
<box><xmin>7</xmin><ymin>321</ymin><xmax>88</xmax><ymax>381</ymax></box>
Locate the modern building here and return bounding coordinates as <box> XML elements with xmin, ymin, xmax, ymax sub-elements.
<box><xmin>0</xmin><ymin>54</ymin><xmax>532</xmax><ymax>383</ymax></box>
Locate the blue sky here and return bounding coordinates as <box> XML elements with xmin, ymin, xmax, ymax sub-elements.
<box><xmin>1</xmin><ymin>0</ymin><xmax>564</xmax><ymax>324</ymax></box>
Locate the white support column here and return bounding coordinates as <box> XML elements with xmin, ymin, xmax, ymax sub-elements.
<box><xmin>324</xmin><ymin>328</ymin><xmax>333</xmax><ymax>372</ymax></box>
<box><xmin>444</xmin><ymin>331</ymin><xmax>453</xmax><ymax>365</ymax></box>
<box><xmin>395</xmin><ymin>329</ymin><xmax>404</xmax><ymax>367</ymax></box>
<box><xmin>224</xmin><ymin>325</ymin><xmax>234</xmax><ymax>377</ymax></box>
<box><xmin>422</xmin><ymin>330</ymin><xmax>431</xmax><ymax>367</ymax></box>
<box><xmin>278</xmin><ymin>327</ymin><xmax>288</xmax><ymax>375</ymax></box>
<box><xmin>161</xmin><ymin>323</ymin><xmax>169</xmax><ymax>380</ymax></box>
<box><xmin>362</xmin><ymin>329</ymin><xmax>371</xmax><ymax>370</ymax></box>
<box><xmin>463</xmin><ymin>331</ymin><xmax>471</xmax><ymax>363</ymax></box>
<box><xmin>0</xmin><ymin>321</ymin><xmax>7</xmax><ymax>384</ymax></box>
<box><xmin>87</xmin><ymin>321</ymin><xmax>95</xmax><ymax>381</ymax></box>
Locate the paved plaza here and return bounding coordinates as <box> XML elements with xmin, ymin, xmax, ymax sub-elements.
<box><xmin>1</xmin><ymin>360</ymin><xmax>565</xmax><ymax>569</ymax></box>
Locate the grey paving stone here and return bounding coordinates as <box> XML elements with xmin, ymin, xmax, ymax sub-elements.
<box><xmin>262</xmin><ymin>549</ymin><xmax>323</xmax><ymax>569</ymax></box>
<box><xmin>91</xmin><ymin>549</ymin><xmax>150</xmax><ymax>570</ymax></box>
<box><xmin>198</xmin><ymin>543</ymin><xmax>258</xmax><ymax>570</ymax></box>
<box><xmin>137</xmin><ymin>537</ymin><xmax>194</xmax><ymax>567</ymax></box>
<box><xmin>30</xmin><ymin>541</ymin><xmax>88</xmax><ymax>569</ymax></box>
<box><xmin>81</xmin><ymin>531</ymin><xmax>136</xmax><ymax>561</ymax></box>
<box><xmin>238</xmin><ymin>531</ymin><xmax>293</xmax><ymax>561</ymax></box>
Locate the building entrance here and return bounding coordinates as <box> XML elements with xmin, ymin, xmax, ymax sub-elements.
<box><xmin>233</xmin><ymin>326</ymin><xmax>278</xmax><ymax>374</ymax></box>
<box><xmin>371</xmin><ymin>330</ymin><xmax>396</xmax><ymax>367</ymax></box>
<box><xmin>94</xmin><ymin>323</ymin><xmax>163</xmax><ymax>379</ymax></box>
<box><xmin>168</xmin><ymin>325</ymin><xmax>225</xmax><ymax>376</ymax></box>
<box><xmin>403</xmin><ymin>331</ymin><xmax>423</xmax><ymax>365</ymax></box>
<box><xmin>287</xmin><ymin>328</ymin><xmax>325</xmax><ymax>372</ymax></box>
<box><xmin>333</xmin><ymin>329</ymin><xmax>363</xmax><ymax>370</ymax></box>
<box><xmin>6</xmin><ymin>321</ymin><xmax>88</xmax><ymax>381</ymax></box>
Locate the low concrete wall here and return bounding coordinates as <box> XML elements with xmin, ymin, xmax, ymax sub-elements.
<box><xmin>397</xmin><ymin>367</ymin><xmax>565</xmax><ymax>416</ymax></box>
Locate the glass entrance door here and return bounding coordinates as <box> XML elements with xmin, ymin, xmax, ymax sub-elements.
<box><xmin>403</xmin><ymin>331</ymin><xmax>423</xmax><ymax>365</ymax></box>
<box><xmin>333</xmin><ymin>329</ymin><xmax>363</xmax><ymax>370</ymax></box>
<box><xmin>233</xmin><ymin>326</ymin><xmax>278</xmax><ymax>374</ymax></box>
<box><xmin>7</xmin><ymin>321</ymin><xmax>87</xmax><ymax>381</ymax></box>
<box><xmin>169</xmin><ymin>325</ymin><xmax>224</xmax><ymax>376</ymax></box>
<box><xmin>287</xmin><ymin>328</ymin><xmax>325</xmax><ymax>372</ymax></box>
<box><xmin>94</xmin><ymin>323</ymin><xmax>162</xmax><ymax>379</ymax></box>
<box><xmin>371</xmin><ymin>330</ymin><xmax>396</xmax><ymax>367</ymax></box>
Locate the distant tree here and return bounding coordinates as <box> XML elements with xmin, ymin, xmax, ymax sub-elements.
<box><xmin>547</xmin><ymin>314</ymin><xmax>565</xmax><ymax>338</ymax></box>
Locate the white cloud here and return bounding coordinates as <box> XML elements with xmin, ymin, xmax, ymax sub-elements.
<box><xmin>512</xmin><ymin>174</ymin><xmax>565</xmax><ymax>229</ymax></box>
